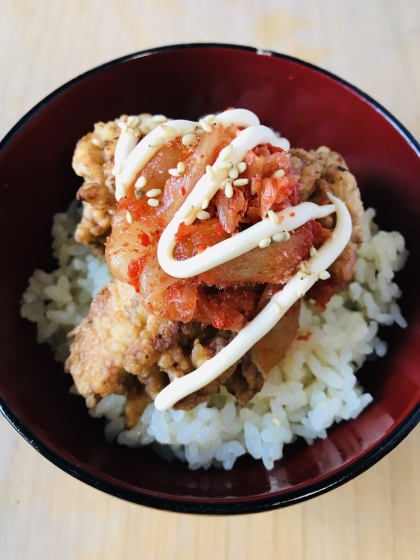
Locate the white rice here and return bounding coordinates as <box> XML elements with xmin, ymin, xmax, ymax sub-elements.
<box><xmin>21</xmin><ymin>204</ymin><xmax>408</xmax><ymax>470</ymax></box>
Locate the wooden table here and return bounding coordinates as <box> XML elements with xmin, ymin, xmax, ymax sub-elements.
<box><xmin>1</xmin><ymin>2</ymin><xmax>419</xmax><ymax>558</ymax></box>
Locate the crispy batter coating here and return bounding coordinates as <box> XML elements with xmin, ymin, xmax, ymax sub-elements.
<box><xmin>66</xmin><ymin>279</ymin><xmax>266</xmax><ymax>425</ymax></box>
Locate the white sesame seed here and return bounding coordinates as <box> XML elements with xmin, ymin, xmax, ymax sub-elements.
<box><xmin>126</xmin><ymin>211</ymin><xmax>134</xmax><ymax>224</ymax></box>
<box><xmin>135</xmin><ymin>176</ymin><xmax>147</xmax><ymax>189</ymax></box>
<box><xmin>259</xmin><ymin>237</ymin><xmax>272</xmax><ymax>249</ymax></box>
<box><xmin>216</xmin><ymin>160</ymin><xmax>233</xmax><ymax>170</ymax></box>
<box><xmin>310</xmin><ymin>247</ymin><xmax>318</xmax><ymax>258</ymax></box>
<box><xmin>220</xmin><ymin>178</ymin><xmax>231</xmax><ymax>186</ymax></box>
<box><xmin>127</xmin><ymin>116</ymin><xmax>141</xmax><ymax>128</ymax></box>
<box><xmin>199</xmin><ymin>119</ymin><xmax>212</xmax><ymax>133</ymax></box>
<box><xmin>197</xmin><ymin>210</ymin><xmax>211</xmax><ymax>220</ymax></box>
<box><xmin>232</xmin><ymin>178</ymin><xmax>249</xmax><ymax>187</ymax></box>
<box><xmin>196</xmin><ymin>128</ymin><xmax>205</xmax><ymax>136</ymax></box>
<box><xmin>147</xmin><ymin>198</ymin><xmax>160</xmax><ymax>207</ymax></box>
<box><xmin>92</xmin><ymin>137</ymin><xmax>104</xmax><ymax>148</ymax></box>
<box><xmin>319</xmin><ymin>271</ymin><xmax>331</xmax><ymax>280</ymax></box>
<box><xmin>184</xmin><ymin>127</ymin><xmax>196</xmax><ymax>135</ymax></box>
<box><xmin>204</xmin><ymin>114</ymin><xmax>215</xmax><ymax>124</ymax></box>
<box><xmin>149</xmin><ymin>136</ymin><xmax>166</xmax><ymax>149</ymax></box>
<box><xmin>119</xmin><ymin>183</ymin><xmax>127</xmax><ymax>198</ymax></box>
<box><xmin>284</xmin><ymin>232</ymin><xmax>291</xmax><ymax>241</ymax></box>
<box><xmin>133</xmin><ymin>128</ymin><xmax>141</xmax><ymax>139</ymax></box>
<box><xmin>183</xmin><ymin>206</ymin><xmax>194</xmax><ymax>219</ymax></box>
<box><xmin>219</xmin><ymin>144</ymin><xmax>233</xmax><ymax>161</ymax></box>
<box><xmin>182</xmin><ymin>134</ymin><xmax>198</xmax><ymax>146</ymax></box>
<box><xmin>134</xmin><ymin>189</ymin><xmax>144</xmax><ymax>200</ymax></box>
<box><xmin>271</xmin><ymin>169</ymin><xmax>285</xmax><ymax>179</ymax></box>
<box><xmin>118</xmin><ymin>121</ymin><xmax>128</xmax><ymax>132</ymax></box>
<box><xmin>297</xmin><ymin>271</ymin><xmax>307</xmax><ymax>280</ymax></box>
<box><xmin>225</xmin><ymin>183</ymin><xmax>234</xmax><ymax>198</ymax></box>
<box><xmin>140</xmin><ymin>124</ymin><xmax>151</xmax><ymax>134</ymax></box>
<box><xmin>168</xmin><ymin>168</ymin><xmax>181</xmax><ymax>177</ymax></box>
<box><xmin>146</xmin><ymin>188</ymin><xmax>163</xmax><ymax>198</ymax></box>
<box><xmin>152</xmin><ymin>114</ymin><xmax>167</xmax><ymax>123</ymax></box>
<box><xmin>177</xmin><ymin>162</ymin><xmax>185</xmax><ymax>173</ymax></box>
<box><xmin>273</xmin><ymin>302</ymin><xmax>283</xmax><ymax>314</ymax></box>
<box><xmin>272</xmin><ymin>417</ymin><xmax>281</xmax><ymax>425</ymax></box>
<box><xmin>161</xmin><ymin>124</ymin><xmax>177</xmax><ymax>138</ymax></box>
<box><xmin>268</xmin><ymin>210</ymin><xmax>279</xmax><ymax>224</ymax></box>
<box><xmin>301</xmin><ymin>261</ymin><xmax>311</xmax><ymax>275</ymax></box>
<box><xmin>272</xmin><ymin>232</ymin><xmax>286</xmax><ymax>243</ymax></box>
<box><xmin>201</xmin><ymin>196</ymin><xmax>209</xmax><ymax>209</ymax></box>
<box><xmin>112</xmin><ymin>163</ymin><xmax>123</xmax><ymax>176</ymax></box>
<box><xmin>229</xmin><ymin>166</ymin><xmax>239</xmax><ymax>180</ymax></box>
<box><xmin>237</xmin><ymin>161</ymin><xmax>247</xmax><ymax>173</ymax></box>
<box><xmin>206</xmin><ymin>165</ymin><xmax>216</xmax><ymax>182</ymax></box>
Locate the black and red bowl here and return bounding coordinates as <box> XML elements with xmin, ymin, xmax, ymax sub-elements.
<box><xmin>1</xmin><ymin>44</ymin><xmax>419</xmax><ymax>515</ymax></box>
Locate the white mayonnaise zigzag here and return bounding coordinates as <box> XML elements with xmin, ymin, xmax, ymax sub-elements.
<box><xmin>112</xmin><ymin>108</ymin><xmax>352</xmax><ymax>410</ymax></box>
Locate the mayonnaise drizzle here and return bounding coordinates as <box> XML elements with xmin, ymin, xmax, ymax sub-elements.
<box><xmin>115</xmin><ymin>109</ymin><xmax>265</xmax><ymax>201</ymax></box>
<box><xmin>112</xmin><ymin>108</ymin><xmax>352</xmax><ymax>411</ymax></box>
<box><xmin>154</xmin><ymin>194</ymin><xmax>352</xmax><ymax>411</ymax></box>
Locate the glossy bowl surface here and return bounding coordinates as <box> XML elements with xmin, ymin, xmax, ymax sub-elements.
<box><xmin>1</xmin><ymin>44</ymin><xmax>419</xmax><ymax>515</ymax></box>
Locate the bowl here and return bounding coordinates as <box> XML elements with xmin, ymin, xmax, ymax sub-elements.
<box><xmin>1</xmin><ymin>43</ymin><xmax>419</xmax><ymax>515</ymax></box>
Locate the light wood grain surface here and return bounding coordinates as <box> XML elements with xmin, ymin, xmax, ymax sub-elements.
<box><xmin>1</xmin><ymin>1</ymin><xmax>419</xmax><ymax>559</ymax></box>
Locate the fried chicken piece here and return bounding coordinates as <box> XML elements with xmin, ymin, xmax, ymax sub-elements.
<box><xmin>72</xmin><ymin>119</ymin><xmax>122</xmax><ymax>252</ymax></box>
<box><xmin>306</xmin><ymin>147</ymin><xmax>364</xmax><ymax>308</ymax></box>
<box><xmin>66</xmin><ymin>279</ymin><xmax>267</xmax><ymax>425</ymax></box>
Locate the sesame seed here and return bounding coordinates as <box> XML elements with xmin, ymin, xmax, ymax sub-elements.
<box><xmin>310</xmin><ymin>247</ymin><xmax>318</xmax><ymax>258</ymax></box>
<box><xmin>201</xmin><ymin>196</ymin><xmax>209</xmax><ymax>209</ymax></box>
<box><xmin>237</xmin><ymin>161</ymin><xmax>247</xmax><ymax>173</ymax></box>
<box><xmin>206</xmin><ymin>165</ymin><xmax>216</xmax><ymax>181</ymax></box>
<box><xmin>301</xmin><ymin>261</ymin><xmax>311</xmax><ymax>275</ymax></box>
<box><xmin>197</xmin><ymin>210</ymin><xmax>211</xmax><ymax>220</ymax></box>
<box><xmin>92</xmin><ymin>138</ymin><xmax>104</xmax><ymax>148</ymax></box>
<box><xmin>319</xmin><ymin>271</ymin><xmax>331</xmax><ymax>280</ymax></box>
<box><xmin>133</xmin><ymin>129</ymin><xmax>141</xmax><ymax>139</ymax></box>
<box><xmin>284</xmin><ymin>232</ymin><xmax>291</xmax><ymax>241</ymax></box>
<box><xmin>272</xmin><ymin>232</ymin><xmax>286</xmax><ymax>242</ymax></box>
<box><xmin>184</xmin><ymin>127</ymin><xmax>196</xmax><ymax>135</ymax></box>
<box><xmin>177</xmin><ymin>162</ymin><xmax>185</xmax><ymax>173</ymax></box>
<box><xmin>259</xmin><ymin>237</ymin><xmax>272</xmax><ymax>249</ymax></box>
<box><xmin>225</xmin><ymin>183</ymin><xmax>234</xmax><ymax>198</ymax></box>
<box><xmin>268</xmin><ymin>210</ymin><xmax>279</xmax><ymax>224</ymax></box>
<box><xmin>272</xmin><ymin>417</ymin><xmax>281</xmax><ymax>425</ymax></box>
<box><xmin>297</xmin><ymin>271</ymin><xmax>306</xmax><ymax>280</ymax></box>
<box><xmin>273</xmin><ymin>302</ymin><xmax>283</xmax><ymax>314</ymax></box>
<box><xmin>112</xmin><ymin>163</ymin><xmax>123</xmax><ymax>175</ymax></box>
<box><xmin>149</xmin><ymin>136</ymin><xmax>166</xmax><ymax>149</ymax></box>
<box><xmin>147</xmin><ymin>198</ymin><xmax>160</xmax><ymax>207</ymax></box>
<box><xmin>199</xmin><ymin>118</ymin><xmax>212</xmax><ymax>133</ymax></box>
<box><xmin>183</xmin><ymin>206</ymin><xmax>194</xmax><ymax>219</ymax></box>
<box><xmin>127</xmin><ymin>116</ymin><xmax>141</xmax><ymax>128</ymax></box>
<box><xmin>232</xmin><ymin>178</ymin><xmax>249</xmax><ymax>187</ymax></box>
<box><xmin>271</xmin><ymin>169</ymin><xmax>285</xmax><ymax>178</ymax></box>
<box><xmin>119</xmin><ymin>183</ymin><xmax>127</xmax><ymax>198</ymax></box>
<box><xmin>220</xmin><ymin>178</ymin><xmax>232</xmax><ymax>186</ymax></box>
<box><xmin>118</xmin><ymin>121</ymin><xmax>128</xmax><ymax>132</ymax></box>
<box><xmin>195</xmin><ymin>128</ymin><xmax>205</xmax><ymax>136</ymax></box>
<box><xmin>216</xmin><ymin>160</ymin><xmax>233</xmax><ymax>170</ymax></box>
<box><xmin>161</xmin><ymin>124</ymin><xmax>177</xmax><ymax>138</ymax></box>
<box><xmin>182</xmin><ymin>134</ymin><xmax>198</xmax><ymax>146</ymax></box>
<box><xmin>168</xmin><ymin>168</ymin><xmax>181</xmax><ymax>177</ymax></box>
<box><xmin>146</xmin><ymin>188</ymin><xmax>163</xmax><ymax>197</ymax></box>
<box><xmin>204</xmin><ymin>114</ymin><xmax>215</xmax><ymax>124</ymax></box>
<box><xmin>126</xmin><ymin>211</ymin><xmax>134</xmax><ymax>224</ymax></box>
<box><xmin>134</xmin><ymin>189</ymin><xmax>145</xmax><ymax>200</ymax></box>
<box><xmin>140</xmin><ymin>124</ymin><xmax>151</xmax><ymax>134</ymax></box>
<box><xmin>135</xmin><ymin>176</ymin><xmax>147</xmax><ymax>189</ymax></box>
<box><xmin>219</xmin><ymin>144</ymin><xmax>233</xmax><ymax>161</ymax></box>
<box><xmin>229</xmin><ymin>166</ymin><xmax>239</xmax><ymax>180</ymax></box>
<box><xmin>152</xmin><ymin>114</ymin><xmax>167</xmax><ymax>123</ymax></box>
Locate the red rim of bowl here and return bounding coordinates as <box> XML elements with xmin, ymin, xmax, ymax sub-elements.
<box><xmin>0</xmin><ymin>43</ymin><xmax>419</xmax><ymax>515</ymax></box>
